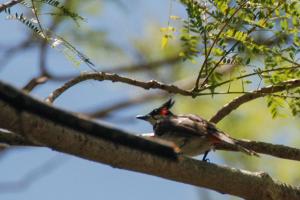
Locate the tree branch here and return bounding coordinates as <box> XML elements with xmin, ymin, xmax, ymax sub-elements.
<box><xmin>0</xmin><ymin>0</ymin><xmax>22</xmax><ymax>12</ymax></box>
<box><xmin>0</xmin><ymin>129</ymin><xmax>34</xmax><ymax>146</ymax></box>
<box><xmin>216</xmin><ymin>139</ymin><xmax>300</xmax><ymax>161</ymax></box>
<box><xmin>1</xmin><ymin>81</ymin><xmax>300</xmax><ymax>199</ymax></box>
<box><xmin>22</xmin><ymin>76</ymin><xmax>48</xmax><ymax>92</ymax></box>
<box><xmin>210</xmin><ymin>79</ymin><xmax>300</xmax><ymax>123</ymax></box>
<box><xmin>45</xmin><ymin>72</ymin><xmax>192</xmax><ymax>103</ymax></box>
<box><xmin>89</xmin><ymin>78</ymin><xmax>195</xmax><ymax>118</ymax></box>
<box><xmin>0</xmin><ymin>80</ymin><xmax>177</xmax><ymax>159</ymax></box>
<box><xmin>2</xmin><ymin>128</ymin><xmax>300</xmax><ymax>163</ymax></box>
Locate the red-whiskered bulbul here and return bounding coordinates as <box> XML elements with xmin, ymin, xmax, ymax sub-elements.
<box><xmin>136</xmin><ymin>99</ymin><xmax>258</xmax><ymax>161</ymax></box>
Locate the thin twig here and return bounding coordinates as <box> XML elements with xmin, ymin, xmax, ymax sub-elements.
<box><xmin>200</xmin><ymin>65</ymin><xmax>300</xmax><ymax>92</ymax></box>
<box><xmin>45</xmin><ymin>72</ymin><xmax>192</xmax><ymax>103</ymax></box>
<box><xmin>22</xmin><ymin>76</ymin><xmax>48</xmax><ymax>92</ymax></box>
<box><xmin>0</xmin><ymin>0</ymin><xmax>22</xmax><ymax>12</ymax></box>
<box><xmin>216</xmin><ymin>139</ymin><xmax>300</xmax><ymax>161</ymax></box>
<box><xmin>31</xmin><ymin>0</ymin><xmax>46</xmax><ymax>38</ymax></box>
<box><xmin>210</xmin><ymin>79</ymin><xmax>300</xmax><ymax>123</ymax></box>
<box><xmin>90</xmin><ymin>78</ymin><xmax>195</xmax><ymax>118</ymax></box>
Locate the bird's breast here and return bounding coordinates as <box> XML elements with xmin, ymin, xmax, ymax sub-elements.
<box><xmin>157</xmin><ymin>131</ymin><xmax>213</xmax><ymax>156</ymax></box>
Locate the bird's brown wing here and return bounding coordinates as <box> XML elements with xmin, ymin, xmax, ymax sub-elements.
<box><xmin>155</xmin><ymin>114</ymin><xmax>231</xmax><ymax>142</ymax></box>
<box><xmin>176</xmin><ymin>114</ymin><xmax>236</xmax><ymax>144</ymax></box>
<box><xmin>154</xmin><ymin>116</ymin><xmax>203</xmax><ymax>137</ymax></box>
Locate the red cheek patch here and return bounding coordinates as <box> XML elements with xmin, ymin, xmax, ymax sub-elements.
<box><xmin>160</xmin><ymin>108</ymin><xmax>169</xmax><ymax>116</ymax></box>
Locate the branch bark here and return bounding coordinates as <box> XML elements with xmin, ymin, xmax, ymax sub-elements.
<box><xmin>1</xmin><ymin>81</ymin><xmax>300</xmax><ymax>199</ymax></box>
<box><xmin>0</xmin><ymin>129</ymin><xmax>34</xmax><ymax>146</ymax></box>
<box><xmin>210</xmin><ymin>79</ymin><xmax>300</xmax><ymax>123</ymax></box>
<box><xmin>0</xmin><ymin>0</ymin><xmax>22</xmax><ymax>12</ymax></box>
<box><xmin>216</xmin><ymin>139</ymin><xmax>300</xmax><ymax>161</ymax></box>
<box><xmin>45</xmin><ymin>72</ymin><xmax>192</xmax><ymax>103</ymax></box>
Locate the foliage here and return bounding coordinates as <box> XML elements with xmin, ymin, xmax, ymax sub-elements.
<box><xmin>168</xmin><ymin>0</ymin><xmax>300</xmax><ymax>117</ymax></box>
<box><xmin>2</xmin><ymin>0</ymin><xmax>95</xmax><ymax>70</ymax></box>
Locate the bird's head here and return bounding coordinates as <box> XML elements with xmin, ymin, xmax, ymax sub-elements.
<box><xmin>136</xmin><ymin>98</ymin><xmax>175</xmax><ymax>125</ymax></box>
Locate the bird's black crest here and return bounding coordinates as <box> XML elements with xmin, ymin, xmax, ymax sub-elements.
<box><xmin>160</xmin><ymin>98</ymin><xmax>175</xmax><ymax>109</ymax></box>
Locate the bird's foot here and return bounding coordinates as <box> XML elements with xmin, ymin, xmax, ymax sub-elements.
<box><xmin>202</xmin><ymin>150</ymin><xmax>210</xmax><ymax>162</ymax></box>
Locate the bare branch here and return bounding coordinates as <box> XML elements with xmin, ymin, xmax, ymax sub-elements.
<box><xmin>141</xmin><ymin>135</ymin><xmax>300</xmax><ymax>162</ymax></box>
<box><xmin>0</xmin><ymin>80</ymin><xmax>177</xmax><ymax>159</ymax></box>
<box><xmin>90</xmin><ymin>78</ymin><xmax>195</xmax><ymax>118</ymax></box>
<box><xmin>210</xmin><ymin>79</ymin><xmax>300</xmax><ymax>123</ymax></box>
<box><xmin>2</xmin><ymin>113</ymin><xmax>300</xmax><ymax>163</ymax></box>
<box><xmin>216</xmin><ymin>139</ymin><xmax>300</xmax><ymax>161</ymax></box>
<box><xmin>45</xmin><ymin>72</ymin><xmax>192</xmax><ymax>103</ymax></box>
<box><xmin>0</xmin><ymin>129</ymin><xmax>34</xmax><ymax>146</ymax></box>
<box><xmin>1</xmin><ymin>81</ymin><xmax>300</xmax><ymax>199</ymax></box>
<box><xmin>0</xmin><ymin>0</ymin><xmax>22</xmax><ymax>12</ymax></box>
<box><xmin>22</xmin><ymin>76</ymin><xmax>48</xmax><ymax>92</ymax></box>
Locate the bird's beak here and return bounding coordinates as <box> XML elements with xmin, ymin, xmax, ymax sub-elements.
<box><xmin>136</xmin><ymin>114</ymin><xmax>150</xmax><ymax>121</ymax></box>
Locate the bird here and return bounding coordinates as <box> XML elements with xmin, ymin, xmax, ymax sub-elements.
<box><xmin>136</xmin><ymin>99</ymin><xmax>258</xmax><ymax>161</ymax></box>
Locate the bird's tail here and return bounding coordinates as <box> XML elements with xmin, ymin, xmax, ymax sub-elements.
<box><xmin>235</xmin><ymin>142</ymin><xmax>259</xmax><ymax>157</ymax></box>
<box><xmin>212</xmin><ymin>132</ymin><xmax>259</xmax><ymax>156</ymax></box>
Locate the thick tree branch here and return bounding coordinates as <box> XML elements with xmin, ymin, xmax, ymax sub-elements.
<box><xmin>2</xmin><ymin>129</ymin><xmax>300</xmax><ymax>162</ymax></box>
<box><xmin>216</xmin><ymin>139</ymin><xmax>300</xmax><ymax>161</ymax></box>
<box><xmin>45</xmin><ymin>72</ymin><xmax>192</xmax><ymax>103</ymax></box>
<box><xmin>0</xmin><ymin>80</ymin><xmax>177</xmax><ymax>159</ymax></box>
<box><xmin>210</xmin><ymin>79</ymin><xmax>300</xmax><ymax>123</ymax></box>
<box><xmin>1</xmin><ymin>81</ymin><xmax>300</xmax><ymax>199</ymax></box>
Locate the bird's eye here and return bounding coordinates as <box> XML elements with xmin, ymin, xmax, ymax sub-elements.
<box><xmin>151</xmin><ymin>109</ymin><xmax>158</xmax><ymax>115</ymax></box>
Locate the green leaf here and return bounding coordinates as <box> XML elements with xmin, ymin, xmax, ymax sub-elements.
<box><xmin>280</xmin><ymin>19</ymin><xmax>288</xmax><ymax>31</ymax></box>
